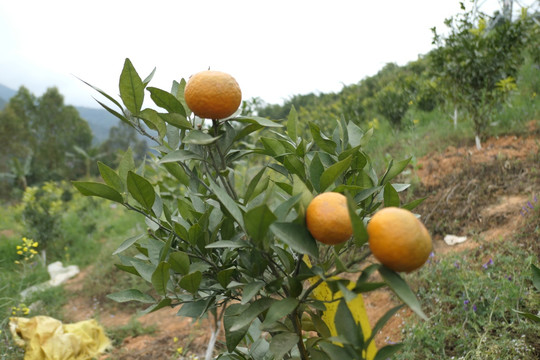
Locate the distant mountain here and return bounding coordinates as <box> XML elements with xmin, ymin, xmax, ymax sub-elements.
<box><xmin>0</xmin><ymin>83</ymin><xmax>118</xmax><ymax>144</ymax></box>
<box><xmin>0</xmin><ymin>83</ymin><xmax>16</xmax><ymax>102</ymax></box>
<box><xmin>76</xmin><ymin>106</ymin><xmax>119</xmax><ymax>144</ymax></box>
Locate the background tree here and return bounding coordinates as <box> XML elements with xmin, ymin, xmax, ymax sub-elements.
<box><xmin>430</xmin><ymin>4</ymin><xmax>533</xmax><ymax>149</ymax></box>
<box><xmin>98</xmin><ymin>121</ymin><xmax>148</xmax><ymax>169</ymax></box>
<box><xmin>0</xmin><ymin>86</ymin><xmax>93</xmax><ymax>189</ymax></box>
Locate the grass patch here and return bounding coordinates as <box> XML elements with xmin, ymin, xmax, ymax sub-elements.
<box><xmin>107</xmin><ymin>316</ymin><xmax>157</xmax><ymax>347</ymax></box>
<box><xmin>0</xmin><ymin>193</ymin><xmax>148</xmax><ymax>360</ymax></box>
<box><xmin>395</xmin><ymin>223</ymin><xmax>540</xmax><ymax>359</ymax></box>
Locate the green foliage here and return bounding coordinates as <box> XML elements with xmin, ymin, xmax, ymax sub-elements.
<box><xmin>396</xmin><ymin>240</ymin><xmax>540</xmax><ymax>360</ymax></box>
<box><xmin>0</xmin><ymin>87</ymin><xmax>93</xmax><ymax>197</ymax></box>
<box><xmin>75</xmin><ymin>58</ymin><xmax>428</xmax><ymax>360</ymax></box>
<box><xmin>430</xmin><ymin>4</ymin><xmax>535</xmax><ymax>146</ymax></box>
<box><xmin>16</xmin><ymin>181</ymin><xmax>71</xmax><ymax>256</ymax></box>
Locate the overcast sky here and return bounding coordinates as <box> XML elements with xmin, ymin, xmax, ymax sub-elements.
<box><xmin>0</xmin><ymin>0</ymin><xmax>535</xmax><ymax>108</ymax></box>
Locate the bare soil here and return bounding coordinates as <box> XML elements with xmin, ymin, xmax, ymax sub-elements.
<box><xmin>62</xmin><ymin>127</ymin><xmax>540</xmax><ymax>359</ymax></box>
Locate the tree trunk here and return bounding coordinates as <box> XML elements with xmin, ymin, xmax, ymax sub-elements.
<box><xmin>475</xmin><ymin>134</ymin><xmax>482</xmax><ymax>150</ymax></box>
<box><xmin>453</xmin><ymin>107</ymin><xmax>458</xmax><ymax>129</ymax></box>
<box><xmin>204</xmin><ymin>325</ymin><xmax>220</xmax><ymax>360</ymax></box>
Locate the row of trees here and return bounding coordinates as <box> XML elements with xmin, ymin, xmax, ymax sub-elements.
<box><xmin>257</xmin><ymin>4</ymin><xmax>539</xmax><ymax>148</ymax></box>
<box><xmin>0</xmin><ymin>86</ymin><xmax>147</xmax><ymax>198</ymax></box>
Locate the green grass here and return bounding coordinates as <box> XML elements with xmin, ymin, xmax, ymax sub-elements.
<box><xmin>395</xmin><ymin>214</ymin><xmax>540</xmax><ymax>360</ymax></box>
<box><xmin>0</xmin><ymin>194</ymin><xmax>147</xmax><ymax>360</ymax></box>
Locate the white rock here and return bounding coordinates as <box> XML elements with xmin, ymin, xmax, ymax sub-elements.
<box><xmin>20</xmin><ymin>261</ymin><xmax>80</xmax><ymax>299</ymax></box>
<box><xmin>444</xmin><ymin>235</ymin><xmax>467</xmax><ymax>246</ymax></box>
<box><xmin>47</xmin><ymin>261</ymin><xmax>80</xmax><ymax>286</ymax></box>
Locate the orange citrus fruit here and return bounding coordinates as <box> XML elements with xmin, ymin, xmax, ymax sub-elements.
<box><xmin>306</xmin><ymin>192</ymin><xmax>353</xmax><ymax>245</ymax></box>
<box><xmin>367</xmin><ymin>207</ymin><xmax>432</xmax><ymax>272</ymax></box>
<box><xmin>184</xmin><ymin>70</ymin><xmax>242</xmax><ymax>119</ymax></box>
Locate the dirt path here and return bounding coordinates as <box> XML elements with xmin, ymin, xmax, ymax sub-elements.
<box><xmin>62</xmin><ymin>129</ymin><xmax>540</xmax><ymax>359</ymax></box>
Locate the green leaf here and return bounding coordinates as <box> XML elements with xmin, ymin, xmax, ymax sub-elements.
<box><xmin>532</xmin><ymin>264</ymin><xmax>540</xmax><ymax>291</ymax></box>
<box><xmin>113</xmin><ymin>233</ymin><xmax>146</xmax><ymax>255</ymax></box>
<box><xmin>179</xmin><ymin>271</ymin><xmax>202</xmax><ymax>294</ymax></box>
<box><xmin>269</xmin><ymin>332</ymin><xmax>299</xmax><ymax>360</ymax></box>
<box><xmin>378</xmin><ymin>266</ymin><xmax>427</xmax><ymax>320</ymax></box>
<box><xmin>512</xmin><ymin>309</ymin><xmax>540</xmax><ymax>323</ymax></box>
<box><xmin>177</xmin><ymin>297</ymin><xmax>213</xmax><ymax>319</ymax></box>
<box><xmin>367</xmin><ymin>304</ymin><xmax>404</xmax><ymax>346</ymax></box>
<box><xmin>205</xmin><ymin>240</ymin><xmax>250</xmax><ymax>249</ymax></box>
<box><xmin>94</xmin><ymin>98</ymin><xmax>131</xmax><ymax>126</ymax></box>
<box><xmin>260</xmin><ymin>137</ymin><xmax>287</xmax><ymax>157</ymax></box>
<box><xmin>243</xmin><ymin>167</ymin><xmax>266</xmax><ymax>204</ymax></box>
<box><xmin>230</xmin><ymin>298</ymin><xmax>274</xmax><ymax>332</ymax></box>
<box><xmin>383</xmin><ymin>182</ymin><xmax>400</xmax><ymax>207</ymax></box>
<box><xmin>142</xmin><ymin>67</ymin><xmax>156</xmax><ymax>86</ymax></box>
<box><xmin>355</xmin><ymin>186</ymin><xmax>382</xmax><ymax>202</ymax></box>
<box><xmin>319</xmin><ymin>342</ymin><xmax>354</xmax><ymax>360</ymax></box>
<box><xmin>346</xmin><ymin>193</ymin><xmax>368</xmax><ymax>246</ymax></box>
<box><xmin>118</xmin><ymin>148</ymin><xmax>135</xmax><ymax>184</ymax></box>
<box><xmin>151</xmin><ymin>261</ymin><xmax>171</xmax><ymax>296</ymax></box>
<box><xmin>119</xmin><ymin>58</ymin><xmax>144</xmax><ymax>115</ymax></box>
<box><xmin>309</xmin><ymin>153</ymin><xmax>325</xmax><ymax>192</ymax></box>
<box><xmin>283</xmin><ymin>155</ymin><xmax>306</xmax><ymax>179</ymax></box>
<box><xmin>274</xmin><ymin>193</ymin><xmax>302</xmax><ymax>222</ymax></box>
<box><xmin>163</xmin><ymin>163</ymin><xmax>189</xmax><ymax>186</ymax></box>
<box><xmin>261</xmin><ymin>298</ymin><xmax>299</xmax><ymax>329</ymax></box>
<box><xmin>208</xmin><ymin>177</ymin><xmax>245</xmax><ymax>229</ymax></box>
<box><xmin>140</xmin><ymin>108</ymin><xmax>167</xmax><ymax>139</ymax></box>
<box><xmin>335</xmin><ymin>299</ymin><xmax>360</xmax><ymax>346</ymax></box>
<box><xmin>224</xmin><ymin>304</ymin><xmax>251</xmax><ymax>352</ymax></box>
<box><xmin>380</xmin><ymin>157</ymin><xmax>412</xmax><ymax>185</ymax></box>
<box><xmin>374</xmin><ymin>343</ymin><xmax>404</xmax><ymax>360</ymax></box>
<box><xmin>139</xmin><ymin>298</ymin><xmax>172</xmax><ymax>315</ymax></box>
<box><xmin>158</xmin><ymin>113</ymin><xmax>193</xmax><ymax>129</ymax></box>
<box><xmin>347</xmin><ymin>121</ymin><xmax>365</xmax><ymax>148</ymax></box>
<box><xmin>127</xmin><ymin>171</ymin><xmax>155</xmax><ymax>211</ymax></box>
<box><xmin>129</xmin><ymin>258</ymin><xmax>156</xmax><ymax>282</ymax></box>
<box><xmin>107</xmin><ymin>289</ymin><xmax>155</xmax><ymax>303</ymax></box>
<box><xmin>234</xmin><ymin>116</ymin><xmax>282</xmax><ymax>128</ymax></box>
<box><xmin>72</xmin><ymin>181</ymin><xmax>124</xmax><ymax>203</ymax></box>
<box><xmin>97</xmin><ymin>161</ymin><xmax>124</xmax><ymax>193</ymax></box>
<box><xmin>169</xmin><ymin>251</ymin><xmax>190</xmax><ymax>275</ymax></box>
<box><xmin>183</xmin><ymin>130</ymin><xmax>221</xmax><ymax>145</ymax></box>
<box><xmin>309</xmin><ymin>123</ymin><xmax>336</xmax><ymax>154</ymax></box>
<box><xmin>287</xmin><ymin>106</ymin><xmax>298</xmax><ymax>143</ymax></box>
<box><xmin>320</xmin><ymin>155</ymin><xmax>352</xmax><ymax>192</ymax></box>
<box><xmin>241</xmin><ymin>281</ymin><xmax>265</xmax><ymax>305</ymax></box>
<box><xmin>77</xmin><ymin>76</ymin><xmax>124</xmax><ymax>110</ymax></box>
<box><xmin>244</xmin><ymin>204</ymin><xmax>277</xmax><ymax>245</ymax></box>
<box><xmin>147</xmin><ymin>86</ymin><xmax>186</xmax><ymax>115</ymax></box>
<box><xmin>217</xmin><ymin>268</ymin><xmax>235</xmax><ymax>288</ymax></box>
<box><xmin>401</xmin><ymin>197</ymin><xmax>426</xmax><ymax>211</ymax></box>
<box><xmin>270</xmin><ymin>222</ymin><xmax>318</xmax><ymax>258</ymax></box>
<box><xmin>159</xmin><ymin>149</ymin><xmax>203</xmax><ymax>163</ymax></box>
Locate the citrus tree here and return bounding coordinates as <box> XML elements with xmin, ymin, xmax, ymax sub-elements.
<box><xmin>430</xmin><ymin>4</ymin><xmax>533</xmax><ymax>149</ymax></box>
<box><xmin>74</xmin><ymin>58</ymin><xmax>431</xmax><ymax>360</ymax></box>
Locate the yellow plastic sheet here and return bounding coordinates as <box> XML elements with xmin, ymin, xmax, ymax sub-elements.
<box><xmin>9</xmin><ymin>316</ymin><xmax>111</xmax><ymax>360</ymax></box>
<box><xmin>304</xmin><ymin>255</ymin><xmax>376</xmax><ymax>360</ymax></box>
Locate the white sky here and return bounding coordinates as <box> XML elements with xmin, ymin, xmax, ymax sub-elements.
<box><xmin>0</xmin><ymin>0</ymin><xmax>535</xmax><ymax>108</ymax></box>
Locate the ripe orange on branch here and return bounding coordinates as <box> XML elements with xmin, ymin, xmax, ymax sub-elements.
<box><xmin>306</xmin><ymin>192</ymin><xmax>353</xmax><ymax>245</ymax></box>
<box><xmin>367</xmin><ymin>207</ymin><xmax>432</xmax><ymax>272</ymax></box>
<box><xmin>184</xmin><ymin>70</ymin><xmax>242</xmax><ymax>120</ymax></box>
